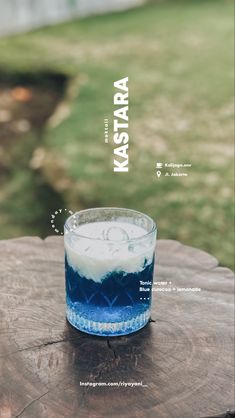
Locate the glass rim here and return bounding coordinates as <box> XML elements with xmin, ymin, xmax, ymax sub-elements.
<box><xmin>64</xmin><ymin>207</ymin><xmax>157</xmax><ymax>243</ymax></box>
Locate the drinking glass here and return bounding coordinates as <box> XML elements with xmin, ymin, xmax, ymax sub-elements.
<box><xmin>64</xmin><ymin>207</ymin><xmax>157</xmax><ymax>336</ymax></box>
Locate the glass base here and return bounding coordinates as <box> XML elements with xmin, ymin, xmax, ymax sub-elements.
<box><xmin>66</xmin><ymin>305</ymin><xmax>150</xmax><ymax>336</ymax></box>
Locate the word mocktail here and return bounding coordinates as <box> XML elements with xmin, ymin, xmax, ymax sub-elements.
<box><xmin>113</xmin><ymin>77</ymin><xmax>129</xmax><ymax>172</ymax></box>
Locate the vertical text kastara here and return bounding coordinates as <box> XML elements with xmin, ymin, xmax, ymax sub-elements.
<box><xmin>113</xmin><ymin>77</ymin><xmax>129</xmax><ymax>172</ymax></box>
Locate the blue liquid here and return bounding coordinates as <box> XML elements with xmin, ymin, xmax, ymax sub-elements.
<box><xmin>65</xmin><ymin>255</ymin><xmax>154</xmax><ymax>336</ymax></box>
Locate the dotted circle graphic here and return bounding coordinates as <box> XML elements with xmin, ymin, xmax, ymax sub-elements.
<box><xmin>50</xmin><ymin>209</ymin><xmax>74</xmax><ymax>235</ymax></box>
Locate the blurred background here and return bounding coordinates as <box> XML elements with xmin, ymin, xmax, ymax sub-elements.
<box><xmin>0</xmin><ymin>0</ymin><xmax>234</xmax><ymax>268</ymax></box>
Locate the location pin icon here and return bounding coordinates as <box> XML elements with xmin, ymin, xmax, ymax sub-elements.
<box><xmin>157</xmin><ymin>170</ymin><xmax>161</xmax><ymax>178</ymax></box>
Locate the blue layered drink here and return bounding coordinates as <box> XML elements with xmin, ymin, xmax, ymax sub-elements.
<box><xmin>64</xmin><ymin>208</ymin><xmax>156</xmax><ymax>337</ymax></box>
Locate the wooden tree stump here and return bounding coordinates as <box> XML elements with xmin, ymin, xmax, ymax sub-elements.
<box><xmin>0</xmin><ymin>237</ymin><xmax>234</xmax><ymax>418</ymax></box>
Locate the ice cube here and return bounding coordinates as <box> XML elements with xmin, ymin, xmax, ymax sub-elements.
<box><xmin>102</xmin><ymin>226</ymin><xmax>129</xmax><ymax>241</ymax></box>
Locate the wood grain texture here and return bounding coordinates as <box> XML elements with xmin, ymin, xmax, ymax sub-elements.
<box><xmin>0</xmin><ymin>236</ymin><xmax>234</xmax><ymax>418</ymax></box>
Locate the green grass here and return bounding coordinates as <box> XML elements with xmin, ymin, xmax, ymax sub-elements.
<box><xmin>0</xmin><ymin>0</ymin><xmax>234</xmax><ymax>268</ymax></box>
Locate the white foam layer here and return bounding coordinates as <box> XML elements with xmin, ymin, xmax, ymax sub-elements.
<box><xmin>65</xmin><ymin>221</ymin><xmax>155</xmax><ymax>282</ymax></box>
